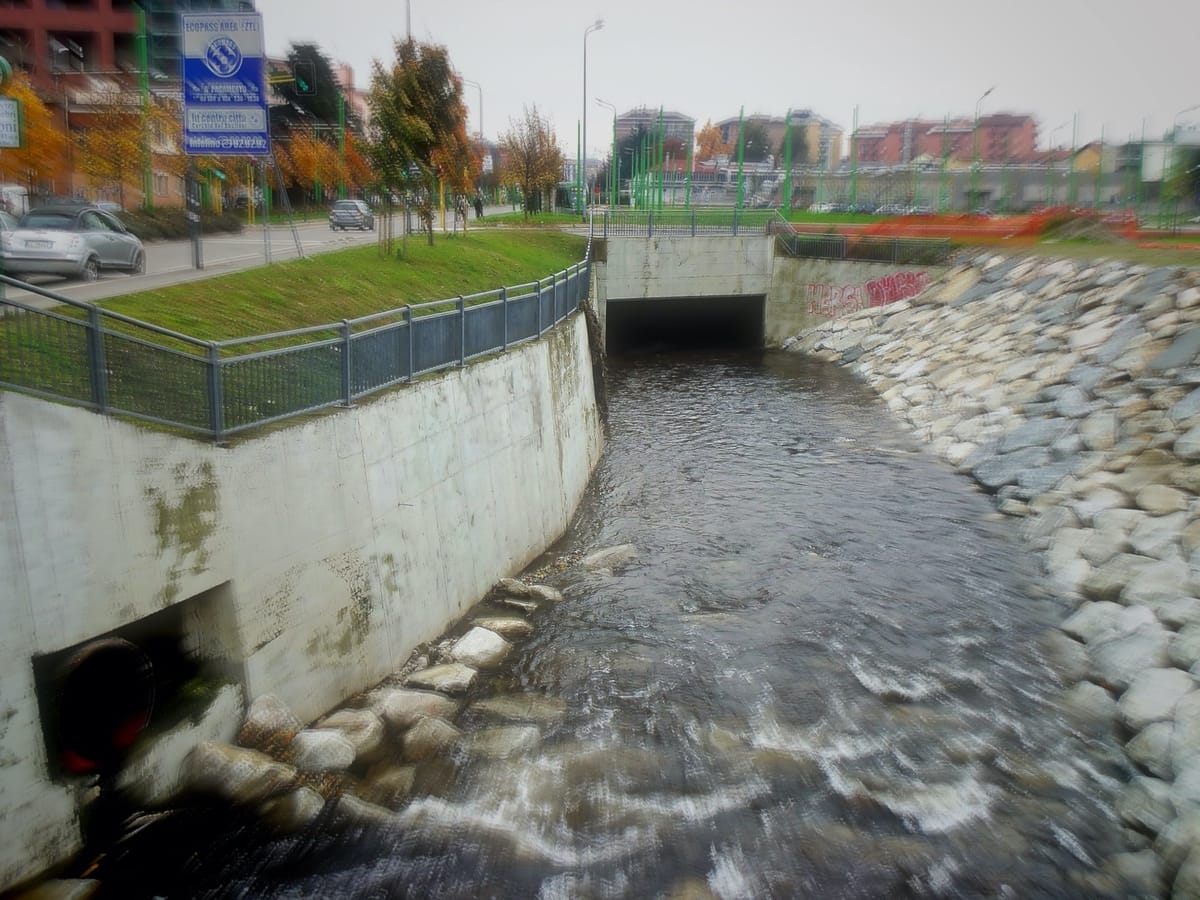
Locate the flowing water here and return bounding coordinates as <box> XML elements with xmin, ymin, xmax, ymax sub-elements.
<box><xmin>97</xmin><ymin>350</ymin><xmax>1138</xmax><ymax>899</ymax></box>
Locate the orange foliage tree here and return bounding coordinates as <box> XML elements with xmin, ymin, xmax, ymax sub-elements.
<box><xmin>0</xmin><ymin>73</ymin><xmax>68</xmax><ymax>199</ymax></box>
<box><xmin>696</xmin><ymin>119</ymin><xmax>730</xmax><ymax>163</ymax></box>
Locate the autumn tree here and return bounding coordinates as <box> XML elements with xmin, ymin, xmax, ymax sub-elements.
<box><xmin>367</xmin><ymin>37</ymin><xmax>472</xmax><ymax>244</ymax></box>
<box><xmin>696</xmin><ymin>119</ymin><xmax>730</xmax><ymax>163</ymax></box>
<box><xmin>499</xmin><ymin>105</ymin><xmax>563</xmax><ymax>218</ymax></box>
<box><xmin>0</xmin><ymin>72</ymin><xmax>68</xmax><ymax>198</ymax></box>
<box><xmin>75</xmin><ymin>88</ymin><xmax>143</xmax><ymax>208</ymax></box>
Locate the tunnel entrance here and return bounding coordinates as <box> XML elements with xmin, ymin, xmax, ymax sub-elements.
<box><xmin>605</xmin><ymin>295</ymin><xmax>765</xmax><ymax>354</ymax></box>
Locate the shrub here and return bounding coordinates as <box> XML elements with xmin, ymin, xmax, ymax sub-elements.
<box><xmin>121</xmin><ymin>208</ymin><xmax>243</xmax><ymax>242</ymax></box>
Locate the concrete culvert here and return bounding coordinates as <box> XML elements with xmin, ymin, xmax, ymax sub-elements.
<box><xmin>55</xmin><ymin>637</ymin><xmax>155</xmax><ymax>776</ymax></box>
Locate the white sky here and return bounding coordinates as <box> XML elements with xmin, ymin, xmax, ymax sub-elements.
<box><xmin>254</xmin><ymin>0</ymin><xmax>1200</xmax><ymax>158</ymax></box>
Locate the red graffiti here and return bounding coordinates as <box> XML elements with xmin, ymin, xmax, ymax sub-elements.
<box><xmin>807</xmin><ymin>271</ymin><xmax>928</xmax><ymax>316</ymax></box>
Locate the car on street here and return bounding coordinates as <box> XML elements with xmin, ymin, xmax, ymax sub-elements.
<box><xmin>329</xmin><ymin>199</ymin><xmax>375</xmax><ymax>231</ymax></box>
<box><xmin>0</xmin><ymin>203</ymin><xmax>146</xmax><ymax>281</ymax></box>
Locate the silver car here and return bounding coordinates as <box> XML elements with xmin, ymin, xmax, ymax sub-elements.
<box><xmin>329</xmin><ymin>199</ymin><xmax>375</xmax><ymax>231</ymax></box>
<box><xmin>0</xmin><ymin>204</ymin><xmax>146</xmax><ymax>281</ymax></box>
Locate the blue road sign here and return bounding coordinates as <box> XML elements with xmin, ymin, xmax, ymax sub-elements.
<box><xmin>181</xmin><ymin>11</ymin><xmax>269</xmax><ymax>156</ymax></box>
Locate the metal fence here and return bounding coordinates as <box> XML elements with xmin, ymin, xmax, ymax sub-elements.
<box><xmin>0</xmin><ymin>244</ymin><xmax>591</xmax><ymax>441</ymax></box>
<box><xmin>597</xmin><ymin>208</ymin><xmax>786</xmax><ymax>238</ymax></box>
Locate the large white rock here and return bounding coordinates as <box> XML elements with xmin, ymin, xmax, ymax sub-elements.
<box><xmin>1155</xmin><ymin>807</ymin><xmax>1200</xmax><ymax>879</ymax></box>
<box><xmin>371</xmin><ymin>688</ymin><xmax>460</xmax><ymax>730</ymax></box>
<box><xmin>402</xmin><ymin>717</ymin><xmax>462</xmax><ymax>762</ymax></box>
<box><xmin>1088</xmin><ymin>625</ymin><xmax>1172</xmax><ymax>691</ymax></box>
<box><xmin>1127</xmin><ymin>721</ymin><xmax>1175</xmax><ymax>780</ymax></box>
<box><xmin>463</xmin><ymin>725</ymin><xmax>542</xmax><ymax>759</ymax></box>
<box><xmin>405</xmin><ymin>662</ymin><xmax>478</xmax><ymax>695</ymax></box>
<box><xmin>530</xmin><ymin>584</ymin><xmax>566</xmax><ymax>604</ymax></box>
<box><xmin>288</xmin><ymin>729</ymin><xmax>356</xmax><ymax>772</ymax></box>
<box><xmin>581</xmin><ymin>543</ymin><xmax>639</xmax><ymax>571</ymax></box>
<box><xmin>184</xmin><ymin>741</ymin><xmax>297</xmax><ymax>804</ymax></box>
<box><xmin>1118</xmin><ymin>668</ymin><xmax>1195</xmax><ymax>732</ymax></box>
<box><xmin>314</xmin><ymin>708</ymin><xmax>385</xmax><ymax>761</ymax></box>
<box><xmin>495</xmin><ymin>577</ymin><xmax>533</xmax><ymax>598</ymax></box>
<box><xmin>450</xmin><ymin>627</ymin><xmax>513</xmax><ymax>669</ymax></box>
<box><xmin>471</xmin><ymin>616</ymin><xmax>535</xmax><ymax>639</ymax></box>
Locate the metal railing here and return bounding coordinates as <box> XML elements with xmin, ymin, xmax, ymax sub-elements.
<box><xmin>597</xmin><ymin>208</ymin><xmax>787</xmax><ymax>238</ymax></box>
<box><xmin>0</xmin><ymin>242</ymin><xmax>592</xmax><ymax>442</ymax></box>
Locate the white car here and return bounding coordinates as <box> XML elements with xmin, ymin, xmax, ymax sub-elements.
<box><xmin>0</xmin><ymin>203</ymin><xmax>145</xmax><ymax>281</ymax></box>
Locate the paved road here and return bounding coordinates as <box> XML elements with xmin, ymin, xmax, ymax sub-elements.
<box><xmin>2</xmin><ymin>204</ymin><xmax>582</xmax><ymax>312</ymax></box>
<box><xmin>2</xmin><ymin>220</ymin><xmax>378</xmax><ymax>310</ymax></box>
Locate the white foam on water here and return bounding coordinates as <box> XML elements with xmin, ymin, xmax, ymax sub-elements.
<box><xmin>846</xmin><ymin>655</ymin><xmax>944</xmax><ymax>702</ymax></box>
<box><xmin>612</xmin><ymin>776</ymin><xmax>772</xmax><ymax>823</ymax></box>
<box><xmin>707</xmin><ymin>844</ymin><xmax>760</xmax><ymax>900</ymax></box>
<box><xmin>398</xmin><ymin>796</ymin><xmax>657</xmax><ymax>867</ymax></box>
<box><xmin>869</xmin><ymin>767</ymin><xmax>999</xmax><ymax>834</ymax></box>
<box><xmin>908</xmin><ymin>855</ymin><xmax>962</xmax><ymax>895</ymax></box>
<box><xmin>747</xmin><ymin>707</ymin><xmax>886</xmax><ymax>763</ymax></box>
<box><xmin>1049</xmin><ymin>823</ymin><xmax>1096</xmax><ymax>866</ymax></box>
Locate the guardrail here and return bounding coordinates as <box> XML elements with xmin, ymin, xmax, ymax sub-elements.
<box><xmin>596</xmin><ymin>208</ymin><xmax>785</xmax><ymax>237</ymax></box>
<box><xmin>0</xmin><ymin>242</ymin><xmax>591</xmax><ymax>442</ymax></box>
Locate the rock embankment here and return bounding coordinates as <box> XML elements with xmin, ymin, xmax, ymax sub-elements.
<box><xmin>786</xmin><ymin>253</ymin><xmax>1200</xmax><ymax>897</ymax></box>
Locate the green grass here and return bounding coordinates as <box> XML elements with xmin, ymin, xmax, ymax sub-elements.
<box><xmin>94</xmin><ymin>228</ymin><xmax>587</xmax><ymax>341</ymax></box>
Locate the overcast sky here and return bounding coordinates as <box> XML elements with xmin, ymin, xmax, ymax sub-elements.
<box><xmin>255</xmin><ymin>0</ymin><xmax>1199</xmax><ymax>158</ymax></box>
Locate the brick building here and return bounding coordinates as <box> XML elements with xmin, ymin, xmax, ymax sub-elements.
<box><xmin>853</xmin><ymin>114</ymin><xmax>1039</xmax><ymax>166</ymax></box>
<box><xmin>713</xmin><ymin>111</ymin><xmax>844</xmax><ymax>171</ymax></box>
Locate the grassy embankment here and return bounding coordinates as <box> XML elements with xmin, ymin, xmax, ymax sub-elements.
<box><xmin>95</xmin><ymin>228</ymin><xmax>588</xmax><ymax>340</ymax></box>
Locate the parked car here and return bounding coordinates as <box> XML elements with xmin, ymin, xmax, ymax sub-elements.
<box><xmin>0</xmin><ymin>209</ymin><xmax>17</xmax><ymax>233</ymax></box>
<box><xmin>0</xmin><ymin>203</ymin><xmax>146</xmax><ymax>281</ymax></box>
<box><xmin>329</xmin><ymin>199</ymin><xmax>375</xmax><ymax>231</ymax></box>
<box><xmin>94</xmin><ymin>200</ymin><xmax>124</xmax><ymax>214</ymax></box>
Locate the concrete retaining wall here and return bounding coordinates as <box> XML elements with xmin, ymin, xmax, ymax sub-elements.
<box><xmin>0</xmin><ymin>313</ymin><xmax>603</xmax><ymax>890</ymax></box>
<box><xmin>597</xmin><ymin>235</ymin><xmax>944</xmax><ymax>348</ymax></box>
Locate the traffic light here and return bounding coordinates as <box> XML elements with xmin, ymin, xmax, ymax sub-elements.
<box><xmin>293</xmin><ymin>60</ymin><xmax>315</xmax><ymax>96</ymax></box>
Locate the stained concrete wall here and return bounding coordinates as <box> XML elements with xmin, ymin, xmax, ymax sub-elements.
<box><xmin>597</xmin><ymin>235</ymin><xmax>945</xmax><ymax>349</ymax></box>
<box><xmin>0</xmin><ymin>313</ymin><xmax>603</xmax><ymax>890</ymax></box>
<box><xmin>767</xmin><ymin>257</ymin><xmax>939</xmax><ymax>345</ymax></box>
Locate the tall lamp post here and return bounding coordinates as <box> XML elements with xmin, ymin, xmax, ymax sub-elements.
<box><xmin>462</xmin><ymin>78</ymin><xmax>482</xmax><ymax>140</ymax></box>
<box><xmin>1045</xmin><ymin>120</ymin><xmax>1069</xmax><ymax>207</ymax></box>
<box><xmin>596</xmin><ymin>98</ymin><xmax>617</xmax><ymax>208</ymax></box>
<box><xmin>971</xmin><ymin>85</ymin><xmax>994</xmax><ymax>213</ymax></box>
<box><xmin>581</xmin><ymin>18</ymin><xmax>604</xmax><ymax>218</ymax></box>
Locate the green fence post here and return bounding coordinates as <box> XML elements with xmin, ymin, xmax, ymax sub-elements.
<box><xmin>206</xmin><ymin>342</ymin><xmax>224</xmax><ymax>442</ymax></box>
<box><xmin>341</xmin><ymin>320</ymin><xmax>353</xmax><ymax>406</ymax></box>
<box><xmin>458</xmin><ymin>296</ymin><xmax>466</xmax><ymax>365</ymax></box>
<box><xmin>86</xmin><ymin>306</ymin><xmax>108</xmax><ymax>413</ymax></box>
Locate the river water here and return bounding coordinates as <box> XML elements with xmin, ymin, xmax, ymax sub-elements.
<box><xmin>98</xmin><ymin>350</ymin><xmax>1139</xmax><ymax>898</ymax></box>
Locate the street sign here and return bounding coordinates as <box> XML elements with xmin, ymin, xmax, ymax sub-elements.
<box><xmin>181</xmin><ymin>11</ymin><xmax>269</xmax><ymax>156</ymax></box>
<box><xmin>0</xmin><ymin>97</ymin><xmax>21</xmax><ymax>149</ymax></box>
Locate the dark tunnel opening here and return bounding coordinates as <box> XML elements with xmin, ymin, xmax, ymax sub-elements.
<box><xmin>605</xmin><ymin>295</ymin><xmax>765</xmax><ymax>355</ymax></box>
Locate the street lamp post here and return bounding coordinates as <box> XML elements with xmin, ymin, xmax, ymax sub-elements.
<box><xmin>1046</xmin><ymin>120</ymin><xmax>1069</xmax><ymax>207</ymax></box>
<box><xmin>581</xmin><ymin>18</ymin><xmax>604</xmax><ymax>219</ymax></box>
<box><xmin>971</xmin><ymin>85</ymin><xmax>995</xmax><ymax>213</ymax></box>
<box><xmin>462</xmin><ymin>78</ymin><xmax>482</xmax><ymax>140</ymax></box>
<box><xmin>596</xmin><ymin>98</ymin><xmax>617</xmax><ymax>208</ymax></box>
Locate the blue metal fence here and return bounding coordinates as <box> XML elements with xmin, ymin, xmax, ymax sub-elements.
<box><xmin>0</xmin><ymin>243</ymin><xmax>591</xmax><ymax>442</ymax></box>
